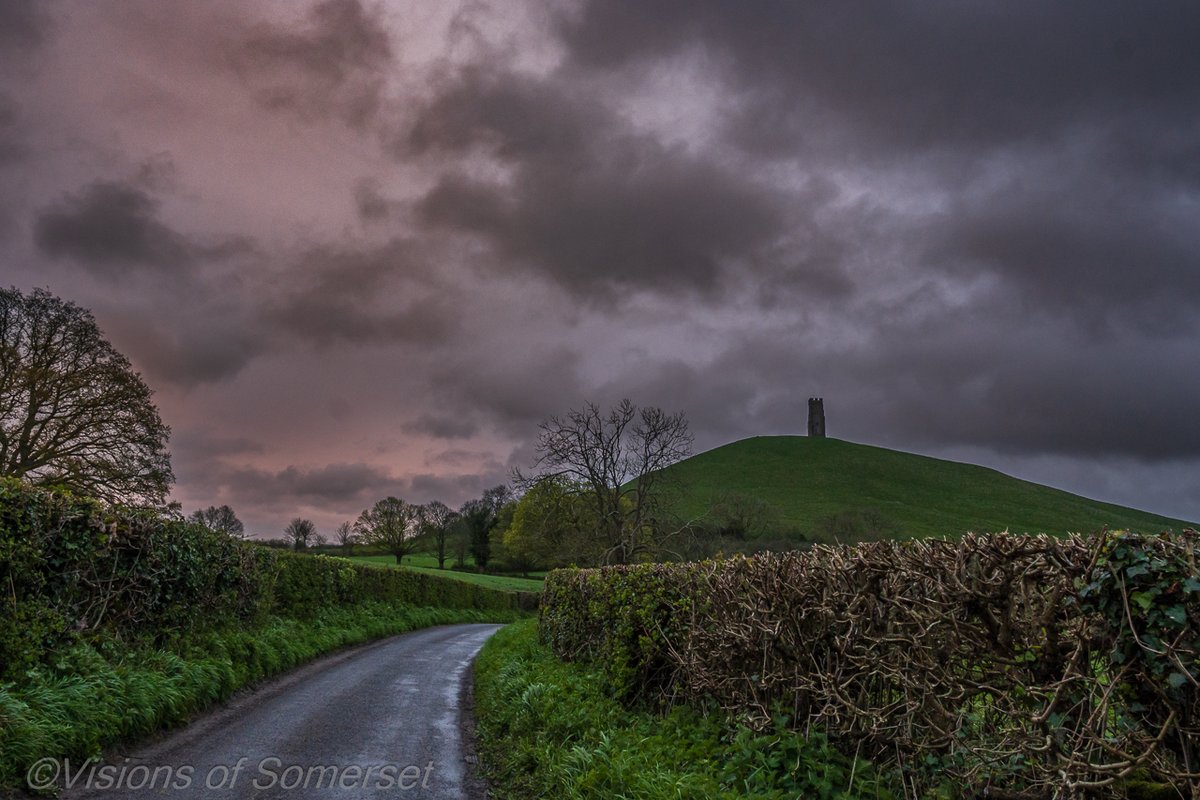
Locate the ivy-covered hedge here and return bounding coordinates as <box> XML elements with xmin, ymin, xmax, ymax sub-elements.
<box><xmin>540</xmin><ymin>531</ymin><xmax>1199</xmax><ymax>796</ymax></box>
<box><xmin>539</xmin><ymin>562</ymin><xmax>704</xmax><ymax>702</ymax></box>
<box><xmin>0</xmin><ymin>478</ymin><xmax>517</xmax><ymax>679</ymax></box>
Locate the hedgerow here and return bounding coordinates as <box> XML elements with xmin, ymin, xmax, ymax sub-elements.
<box><xmin>540</xmin><ymin>531</ymin><xmax>1199</xmax><ymax>797</ymax></box>
<box><xmin>0</xmin><ymin>478</ymin><xmax>523</xmax><ymax>793</ymax></box>
<box><xmin>0</xmin><ymin>478</ymin><xmax>518</xmax><ymax>676</ymax></box>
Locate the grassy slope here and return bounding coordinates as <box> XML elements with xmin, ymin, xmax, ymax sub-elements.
<box><xmin>662</xmin><ymin>436</ymin><xmax>1194</xmax><ymax>540</ymax></box>
<box><xmin>348</xmin><ymin>555</ymin><xmax>545</xmax><ymax>593</ymax></box>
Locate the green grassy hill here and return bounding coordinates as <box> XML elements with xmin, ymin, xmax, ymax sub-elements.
<box><xmin>660</xmin><ymin>436</ymin><xmax>1194</xmax><ymax>541</ymax></box>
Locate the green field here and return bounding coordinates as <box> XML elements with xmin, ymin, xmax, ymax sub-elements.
<box><xmin>660</xmin><ymin>436</ymin><xmax>1195</xmax><ymax>540</ymax></box>
<box><xmin>348</xmin><ymin>555</ymin><xmax>545</xmax><ymax>593</ymax></box>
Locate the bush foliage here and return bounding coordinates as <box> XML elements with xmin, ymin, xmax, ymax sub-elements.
<box><xmin>540</xmin><ymin>531</ymin><xmax>1199</xmax><ymax>796</ymax></box>
<box><xmin>0</xmin><ymin>478</ymin><xmax>523</xmax><ymax>792</ymax></box>
<box><xmin>0</xmin><ymin>477</ymin><xmax>518</xmax><ymax>678</ymax></box>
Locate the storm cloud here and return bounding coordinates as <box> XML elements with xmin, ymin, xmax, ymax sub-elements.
<box><xmin>0</xmin><ymin>0</ymin><xmax>1197</xmax><ymax>534</ymax></box>
<box><xmin>234</xmin><ymin>0</ymin><xmax>394</xmax><ymax>128</ymax></box>
<box><xmin>35</xmin><ymin>181</ymin><xmax>198</xmax><ymax>272</ymax></box>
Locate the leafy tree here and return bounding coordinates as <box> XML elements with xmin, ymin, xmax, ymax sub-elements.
<box><xmin>0</xmin><ymin>287</ymin><xmax>172</xmax><ymax>504</ymax></box>
<box><xmin>189</xmin><ymin>504</ymin><xmax>245</xmax><ymax>538</ymax></box>
<box><xmin>285</xmin><ymin>517</ymin><xmax>317</xmax><ymax>551</ymax></box>
<box><xmin>418</xmin><ymin>500</ymin><xmax>458</xmax><ymax>569</ymax></box>
<box><xmin>460</xmin><ymin>485</ymin><xmax>513</xmax><ymax>569</ymax></box>
<box><xmin>515</xmin><ymin>399</ymin><xmax>692</xmax><ymax>565</ymax></box>
<box><xmin>355</xmin><ymin>496</ymin><xmax>421</xmax><ymax>564</ymax></box>
<box><xmin>493</xmin><ymin>478</ymin><xmax>598</xmax><ymax>574</ymax></box>
<box><xmin>334</xmin><ymin>520</ymin><xmax>357</xmax><ymax>554</ymax></box>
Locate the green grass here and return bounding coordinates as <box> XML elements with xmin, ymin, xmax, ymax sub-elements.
<box><xmin>660</xmin><ymin>436</ymin><xmax>1195</xmax><ymax>541</ymax></box>
<box><xmin>347</xmin><ymin>555</ymin><xmax>546</xmax><ymax>593</ymax></box>
<box><xmin>0</xmin><ymin>602</ymin><xmax>520</xmax><ymax>792</ymax></box>
<box><xmin>474</xmin><ymin>620</ymin><xmax>903</xmax><ymax>800</ymax></box>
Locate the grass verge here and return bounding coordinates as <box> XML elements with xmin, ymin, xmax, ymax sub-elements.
<box><xmin>0</xmin><ymin>602</ymin><xmax>520</xmax><ymax>792</ymax></box>
<box><xmin>473</xmin><ymin>620</ymin><xmax>904</xmax><ymax>800</ymax></box>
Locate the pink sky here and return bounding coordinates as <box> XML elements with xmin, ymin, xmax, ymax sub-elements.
<box><xmin>2</xmin><ymin>0</ymin><xmax>1198</xmax><ymax>536</ymax></box>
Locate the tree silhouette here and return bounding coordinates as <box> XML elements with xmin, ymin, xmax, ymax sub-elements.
<box><xmin>0</xmin><ymin>287</ymin><xmax>172</xmax><ymax>504</ymax></box>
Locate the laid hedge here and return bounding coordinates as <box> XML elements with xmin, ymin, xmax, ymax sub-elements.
<box><xmin>540</xmin><ymin>531</ymin><xmax>1199</xmax><ymax>797</ymax></box>
<box><xmin>0</xmin><ymin>478</ymin><xmax>518</xmax><ymax>678</ymax></box>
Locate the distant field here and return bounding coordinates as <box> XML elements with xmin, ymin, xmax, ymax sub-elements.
<box><xmin>660</xmin><ymin>436</ymin><xmax>1196</xmax><ymax>541</ymax></box>
<box><xmin>348</xmin><ymin>555</ymin><xmax>545</xmax><ymax>593</ymax></box>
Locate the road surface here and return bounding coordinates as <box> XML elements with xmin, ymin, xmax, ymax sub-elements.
<box><xmin>59</xmin><ymin>623</ymin><xmax>503</xmax><ymax>800</ymax></box>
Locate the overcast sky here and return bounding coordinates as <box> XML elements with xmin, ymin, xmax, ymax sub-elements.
<box><xmin>2</xmin><ymin>0</ymin><xmax>1198</xmax><ymax>536</ymax></box>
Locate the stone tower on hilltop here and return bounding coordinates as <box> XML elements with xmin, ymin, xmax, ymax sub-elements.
<box><xmin>807</xmin><ymin>397</ymin><xmax>826</xmax><ymax>437</ymax></box>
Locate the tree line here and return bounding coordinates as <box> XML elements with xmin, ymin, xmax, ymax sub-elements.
<box><xmin>3</xmin><ymin>286</ymin><xmax>792</xmax><ymax>574</ymax></box>
<box><xmin>207</xmin><ymin>399</ymin><xmax>697</xmax><ymax>573</ymax></box>
<box><xmin>217</xmin><ymin>486</ymin><xmax>515</xmax><ymax>569</ymax></box>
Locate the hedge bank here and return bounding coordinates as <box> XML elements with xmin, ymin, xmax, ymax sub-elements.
<box><xmin>540</xmin><ymin>531</ymin><xmax>1199</xmax><ymax>797</ymax></box>
<box><xmin>0</xmin><ymin>478</ymin><xmax>521</xmax><ymax>791</ymax></box>
<box><xmin>0</xmin><ymin>478</ymin><xmax>517</xmax><ymax>677</ymax></box>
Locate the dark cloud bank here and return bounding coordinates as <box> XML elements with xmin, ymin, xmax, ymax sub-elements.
<box><xmin>1</xmin><ymin>0</ymin><xmax>1197</xmax><ymax>531</ymax></box>
<box><xmin>405</xmin><ymin>0</ymin><xmax>1200</xmax><ymax>455</ymax></box>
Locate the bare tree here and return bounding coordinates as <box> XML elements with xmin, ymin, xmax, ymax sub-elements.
<box><xmin>189</xmin><ymin>504</ymin><xmax>245</xmax><ymax>538</ymax></box>
<box><xmin>334</xmin><ymin>520</ymin><xmax>357</xmax><ymax>555</ymax></box>
<box><xmin>0</xmin><ymin>287</ymin><xmax>172</xmax><ymax>505</ymax></box>
<box><xmin>285</xmin><ymin>517</ymin><xmax>317</xmax><ymax>551</ymax></box>
<box><xmin>354</xmin><ymin>496</ymin><xmax>421</xmax><ymax>564</ymax></box>
<box><xmin>418</xmin><ymin>500</ymin><xmax>457</xmax><ymax>569</ymax></box>
<box><xmin>515</xmin><ymin>399</ymin><xmax>692</xmax><ymax>565</ymax></box>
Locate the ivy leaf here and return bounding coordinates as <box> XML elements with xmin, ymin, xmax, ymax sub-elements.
<box><xmin>1167</xmin><ymin>672</ymin><xmax>1189</xmax><ymax>690</ymax></box>
<box><xmin>1184</xmin><ymin>577</ymin><xmax>1200</xmax><ymax>593</ymax></box>
<box><xmin>1164</xmin><ymin>605</ymin><xmax>1187</xmax><ymax>625</ymax></box>
<box><xmin>1130</xmin><ymin>591</ymin><xmax>1155</xmax><ymax>612</ymax></box>
<box><xmin>1125</xmin><ymin>563</ymin><xmax>1150</xmax><ymax>579</ymax></box>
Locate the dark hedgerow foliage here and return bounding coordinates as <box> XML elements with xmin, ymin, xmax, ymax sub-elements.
<box><xmin>270</xmin><ymin>548</ymin><xmax>520</xmax><ymax>619</ymax></box>
<box><xmin>538</xmin><ymin>562</ymin><xmax>705</xmax><ymax>704</ymax></box>
<box><xmin>0</xmin><ymin>478</ymin><xmax>522</xmax><ymax>793</ymax></box>
<box><xmin>0</xmin><ymin>477</ymin><xmax>519</xmax><ymax>676</ymax></box>
<box><xmin>0</xmin><ymin>478</ymin><xmax>274</xmax><ymax>674</ymax></box>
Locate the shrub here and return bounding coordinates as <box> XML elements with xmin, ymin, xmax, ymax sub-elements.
<box><xmin>540</xmin><ymin>562</ymin><xmax>705</xmax><ymax>702</ymax></box>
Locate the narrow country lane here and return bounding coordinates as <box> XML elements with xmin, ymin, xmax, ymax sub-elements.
<box><xmin>61</xmin><ymin>624</ymin><xmax>503</xmax><ymax>800</ymax></box>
